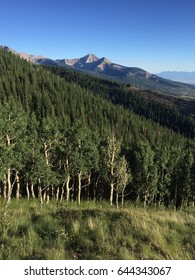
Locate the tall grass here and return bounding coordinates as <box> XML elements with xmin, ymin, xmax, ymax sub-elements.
<box><xmin>0</xmin><ymin>199</ymin><xmax>195</xmax><ymax>259</ymax></box>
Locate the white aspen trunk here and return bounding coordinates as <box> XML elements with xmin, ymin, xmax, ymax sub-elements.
<box><xmin>109</xmin><ymin>162</ymin><xmax>114</xmax><ymax>206</ymax></box>
<box><xmin>43</xmin><ymin>190</ymin><xmax>46</xmax><ymax>201</ymax></box>
<box><xmin>38</xmin><ymin>179</ymin><xmax>43</xmax><ymax>210</ymax></box>
<box><xmin>6</xmin><ymin>168</ymin><xmax>12</xmax><ymax>205</ymax></box>
<box><xmin>56</xmin><ymin>186</ymin><xmax>60</xmax><ymax>201</ymax></box>
<box><xmin>77</xmin><ymin>172</ymin><xmax>82</xmax><ymax>205</ymax></box>
<box><xmin>26</xmin><ymin>182</ymin><xmax>30</xmax><ymax>200</ymax></box>
<box><xmin>121</xmin><ymin>190</ymin><xmax>124</xmax><ymax>208</ymax></box>
<box><xmin>108</xmin><ymin>134</ymin><xmax>116</xmax><ymax>207</ymax></box>
<box><xmin>3</xmin><ymin>175</ymin><xmax>7</xmax><ymax>199</ymax></box>
<box><xmin>110</xmin><ymin>181</ymin><xmax>114</xmax><ymax>206</ymax></box>
<box><xmin>31</xmin><ymin>183</ymin><xmax>35</xmax><ymax>199</ymax></box>
<box><xmin>109</xmin><ymin>148</ymin><xmax>114</xmax><ymax>206</ymax></box>
<box><xmin>16</xmin><ymin>172</ymin><xmax>20</xmax><ymax>199</ymax></box>
<box><xmin>66</xmin><ymin>174</ymin><xmax>71</xmax><ymax>203</ymax></box>
<box><xmin>144</xmin><ymin>192</ymin><xmax>149</xmax><ymax>208</ymax></box>
<box><xmin>44</xmin><ymin>142</ymin><xmax>49</xmax><ymax>165</ymax></box>
<box><xmin>46</xmin><ymin>187</ymin><xmax>50</xmax><ymax>204</ymax></box>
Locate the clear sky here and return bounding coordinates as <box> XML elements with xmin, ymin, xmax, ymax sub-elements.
<box><xmin>1</xmin><ymin>0</ymin><xmax>195</xmax><ymax>73</ymax></box>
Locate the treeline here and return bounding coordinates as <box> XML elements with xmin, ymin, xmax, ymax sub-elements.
<box><xmin>0</xmin><ymin>49</ymin><xmax>195</xmax><ymax>209</ymax></box>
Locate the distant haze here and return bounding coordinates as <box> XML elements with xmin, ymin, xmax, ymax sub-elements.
<box><xmin>157</xmin><ymin>71</ymin><xmax>195</xmax><ymax>85</ymax></box>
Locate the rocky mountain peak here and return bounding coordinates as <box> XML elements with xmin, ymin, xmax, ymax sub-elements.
<box><xmin>81</xmin><ymin>54</ymin><xmax>99</xmax><ymax>63</ymax></box>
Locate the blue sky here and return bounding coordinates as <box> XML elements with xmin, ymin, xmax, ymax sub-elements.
<box><xmin>1</xmin><ymin>0</ymin><xmax>195</xmax><ymax>73</ymax></box>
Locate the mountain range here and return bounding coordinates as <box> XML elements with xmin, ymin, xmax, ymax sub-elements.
<box><xmin>158</xmin><ymin>71</ymin><xmax>195</xmax><ymax>85</ymax></box>
<box><xmin>1</xmin><ymin>45</ymin><xmax>195</xmax><ymax>96</ymax></box>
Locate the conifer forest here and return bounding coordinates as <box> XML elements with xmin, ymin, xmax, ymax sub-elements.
<box><xmin>1</xmin><ymin>48</ymin><xmax>195</xmax><ymax>210</ymax></box>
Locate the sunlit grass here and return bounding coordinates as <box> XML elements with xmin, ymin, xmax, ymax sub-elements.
<box><xmin>0</xmin><ymin>199</ymin><xmax>195</xmax><ymax>260</ymax></box>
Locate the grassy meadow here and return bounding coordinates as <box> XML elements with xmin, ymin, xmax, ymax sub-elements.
<box><xmin>0</xmin><ymin>199</ymin><xmax>195</xmax><ymax>260</ymax></box>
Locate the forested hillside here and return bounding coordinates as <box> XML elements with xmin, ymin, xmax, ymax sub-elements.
<box><xmin>1</xmin><ymin>49</ymin><xmax>195</xmax><ymax>209</ymax></box>
<box><xmin>45</xmin><ymin>66</ymin><xmax>195</xmax><ymax>138</ymax></box>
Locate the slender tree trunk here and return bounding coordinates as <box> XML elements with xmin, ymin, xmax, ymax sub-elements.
<box><xmin>38</xmin><ymin>179</ymin><xmax>43</xmax><ymax>210</ymax></box>
<box><xmin>6</xmin><ymin>168</ymin><xmax>12</xmax><ymax>205</ymax></box>
<box><xmin>158</xmin><ymin>195</ymin><xmax>162</xmax><ymax>207</ymax></box>
<box><xmin>66</xmin><ymin>174</ymin><xmax>71</xmax><ymax>203</ymax></box>
<box><xmin>26</xmin><ymin>182</ymin><xmax>30</xmax><ymax>200</ymax></box>
<box><xmin>108</xmin><ymin>133</ymin><xmax>119</xmax><ymax>206</ymax></box>
<box><xmin>110</xmin><ymin>181</ymin><xmax>114</xmax><ymax>206</ymax></box>
<box><xmin>77</xmin><ymin>172</ymin><xmax>82</xmax><ymax>205</ymax></box>
<box><xmin>180</xmin><ymin>192</ymin><xmax>184</xmax><ymax>211</ymax></box>
<box><xmin>60</xmin><ymin>184</ymin><xmax>65</xmax><ymax>202</ymax></box>
<box><xmin>31</xmin><ymin>183</ymin><xmax>35</xmax><ymax>199</ymax></box>
<box><xmin>43</xmin><ymin>189</ymin><xmax>46</xmax><ymax>201</ymax></box>
<box><xmin>3</xmin><ymin>175</ymin><xmax>7</xmax><ymax>199</ymax></box>
<box><xmin>16</xmin><ymin>172</ymin><xmax>20</xmax><ymax>199</ymax></box>
<box><xmin>46</xmin><ymin>187</ymin><xmax>50</xmax><ymax>204</ymax></box>
<box><xmin>56</xmin><ymin>186</ymin><xmax>60</xmax><ymax>202</ymax></box>
<box><xmin>144</xmin><ymin>192</ymin><xmax>148</xmax><ymax>208</ymax></box>
<box><xmin>44</xmin><ymin>142</ymin><xmax>49</xmax><ymax>165</ymax></box>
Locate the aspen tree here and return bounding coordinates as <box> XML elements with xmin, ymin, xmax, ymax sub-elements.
<box><xmin>0</xmin><ymin>100</ymin><xmax>27</xmax><ymax>208</ymax></box>
<box><xmin>105</xmin><ymin>133</ymin><xmax>121</xmax><ymax>206</ymax></box>
<box><xmin>115</xmin><ymin>156</ymin><xmax>132</xmax><ymax>209</ymax></box>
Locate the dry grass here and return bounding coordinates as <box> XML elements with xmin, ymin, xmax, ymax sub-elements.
<box><xmin>0</xmin><ymin>199</ymin><xmax>195</xmax><ymax>260</ymax></box>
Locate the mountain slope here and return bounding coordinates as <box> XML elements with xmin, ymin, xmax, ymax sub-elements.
<box><xmin>46</xmin><ymin>53</ymin><xmax>195</xmax><ymax>96</ymax></box>
<box><xmin>1</xmin><ymin>45</ymin><xmax>195</xmax><ymax>96</ymax></box>
<box><xmin>1</xmin><ymin>47</ymin><xmax>195</xmax><ymax>211</ymax></box>
<box><xmin>44</xmin><ymin>64</ymin><xmax>195</xmax><ymax>138</ymax></box>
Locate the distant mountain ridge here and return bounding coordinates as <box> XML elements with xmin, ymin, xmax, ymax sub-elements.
<box><xmin>0</xmin><ymin>45</ymin><xmax>152</xmax><ymax>79</ymax></box>
<box><xmin>158</xmin><ymin>71</ymin><xmax>195</xmax><ymax>85</ymax></box>
<box><xmin>1</xmin><ymin>45</ymin><xmax>195</xmax><ymax>96</ymax></box>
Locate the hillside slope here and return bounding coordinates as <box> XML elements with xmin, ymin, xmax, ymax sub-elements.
<box><xmin>1</xmin><ymin>48</ymin><xmax>195</xmax><ymax>210</ymax></box>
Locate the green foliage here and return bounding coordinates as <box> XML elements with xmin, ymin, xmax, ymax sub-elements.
<box><xmin>133</xmin><ymin>140</ymin><xmax>158</xmax><ymax>205</ymax></box>
<box><xmin>46</xmin><ymin>65</ymin><xmax>195</xmax><ymax>138</ymax></box>
<box><xmin>0</xmin><ymin>48</ymin><xmax>195</xmax><ymax>208</ymax></box>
